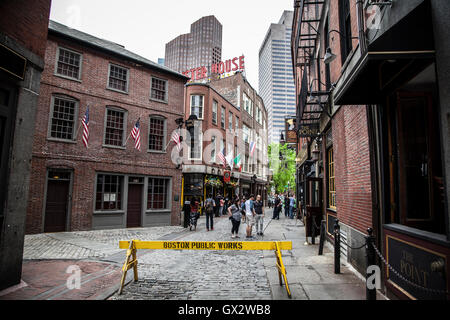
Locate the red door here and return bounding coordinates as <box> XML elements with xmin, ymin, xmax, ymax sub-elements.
<box><xmin>127</xmin><ymin>182</ymin><xmax>143</xmax><ymax>228</ymax></box>
<box><xmin>44</xmin><ymin>177</ymin><xmax>70</xmax><ymax>233</ymax></box>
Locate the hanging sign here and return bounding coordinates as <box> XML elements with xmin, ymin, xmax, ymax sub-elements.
<box><xmin>223</xmin><ymin>171</ymin><xmax>231</xmax><ymax>183</ymax></box>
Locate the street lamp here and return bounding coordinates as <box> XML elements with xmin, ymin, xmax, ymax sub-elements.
<box><xmin>323</xmin><ymin>29</ymin><xmax>359</xmax><ymax>65</ymax></box>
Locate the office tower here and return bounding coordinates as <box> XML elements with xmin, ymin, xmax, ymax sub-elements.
<box><xmin>165</xmin><ymin>15</ymin><xmax>222</xmax><ymax>74</ymax></box>
<box><xmin>259</xmin><ymin>11</ymin><xmax>295</xmax><ymax>144</ymax></box>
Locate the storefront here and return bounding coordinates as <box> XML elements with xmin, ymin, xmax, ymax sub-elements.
<box><xmin>332</xmin><ymin>0</ymin><xmax>450</xmax><ymax>300</ymax></box>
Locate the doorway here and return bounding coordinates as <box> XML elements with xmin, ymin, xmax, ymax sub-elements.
<box><xmin>44</xmin><ymin>170</ymin><xmax>71</xmax><ymax>233</ymax></box>
<box><xmin>127</xmin><ymin>177</ymin><xmax>143</xmax><ymax>228</ymax></box>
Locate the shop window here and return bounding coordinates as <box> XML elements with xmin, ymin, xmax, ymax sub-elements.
<box><xmin>147</xmin><ymin>178</ymin><xmax>170</xmax><ymax>210</ymax></box>
<box><xmin>95</xmin><ymin>174</ymin><xmax>123</xmax><ymax>210</ymax></box>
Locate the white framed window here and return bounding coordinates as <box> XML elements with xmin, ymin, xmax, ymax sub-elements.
<box><xmin>148</xmin><ymin>116</ymin><xmax>167</xmax><ymax>152</ymax></box>
<box><xmin>221</xmin><ymin>106</ymin><xmax>226</xmax><ymax>129</ymax></box>
<box><xmin>104</xmin><ymin>107</ymin><xmax>127</xmax><ymax>147</ymax></box>
<box><xmin>48</xmin><ymin>95</ymin><xmax>78</xmax><ymax>141</ymax></box>
<box><xmin>147</xmin><ymin>177</ymin><xmax>170</xmax><ymax>210</ymax></box>
<box><xmin>189</xmin><ymin>121</ymin><xmax>202</xmax><ymax>160</ymax></box>
<box><xmin>211</xmin><ymin>135</ymin><xmax>216</xmax><ymax>163</ymax></box>
<box><xmin>256</xmin><ymin>106</ymin><xmax>262</xmax><ymax>124</ymax></box>
<box><xmin>243</xmin><ymin>93</ymin><xmax>253</xmax><ymax>116</ymax></box>
<box><xmin>95</xmin><ymin>174</ymin><xmax>124</xmax><ymax>211</ymax></box>
<box><xmin>228</xmin><ymin>111</ymin><xmax>233</xmax><ymax>131</ymax></box>
<box><xmin>108</xmin><ymin>63</ymin><xmax>129</xmax><ymax>93</ymax></box>
<box><xmin>55</xmin><ymin>47</ymin><xmax>82</xmax><ymax>80</ymax></box>
<box><xmin>190</xmin><ymin>95</ymin><xmax>204</xmax><ymax>119</ymax></box>
<box><xmin>150</xmin><ymin>77</ymin><xmax>168</xmax><ymax>102</ymax></box>
<box><xmin>212</xmin><ymin>100</ymin><xmax>218</xmax><ymax>125</ymax></box>
<box><xmin>243</xmin><ymin>124</ymin><xmax>250</xmax><ymax>144</ymax></box>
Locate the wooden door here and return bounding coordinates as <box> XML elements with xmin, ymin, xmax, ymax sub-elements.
<box><xmin>127</xmin><ymin>182</ymin><xmax>143</xmax><ymax>228</ymax></box>
<box><xmin>44</xmin><ymin>175</ymin><xmax>70</xmax><ymax>233</ymax></box>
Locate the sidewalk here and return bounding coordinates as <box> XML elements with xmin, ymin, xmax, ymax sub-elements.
<box><xmin>262</xmin><ymin>210</ymin><xmax>386</xmax><ymax>300</ymax></box>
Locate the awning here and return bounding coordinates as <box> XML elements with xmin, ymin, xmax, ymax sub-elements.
<box><xmin>334</xmin><ymin>0</ymin><xmax>435</xmax><ymax>105</ymax></box>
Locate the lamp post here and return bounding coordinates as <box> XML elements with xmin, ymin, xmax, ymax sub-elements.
<box><xmin>323</xmin><ymin>29</ymin><xmax>359</xmax><ymax>65</ymax></box>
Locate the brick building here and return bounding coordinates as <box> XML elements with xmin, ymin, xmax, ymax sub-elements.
<box><xmin>182</xmin><ymin>71</ymin><xmax>269</xmax><ymax>207</ymax></box>
<box><xmin>292</xmin><ymin>0</ymin><xmax>450</xmax><ymax>300</ymax></box>
<box><xmin>0</xmin><ymin>0</ymin><xmax>52</xmax><ymax>290</ymax></box>
<box><xmin>25</xmin><ymin>20</ymin><xmax>188</xmax><ymax>234</ymax></box>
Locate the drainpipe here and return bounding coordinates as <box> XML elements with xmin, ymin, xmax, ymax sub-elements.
<box><xmin>356</xmin><ymin>0</ymin><xmax>368</xmax><ymax>55</ymax></box>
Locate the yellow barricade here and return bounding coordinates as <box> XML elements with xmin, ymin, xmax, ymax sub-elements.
<box><xmin>118</xmin><ymin>240</ymin><xmax>292</xmax><ymax>298</ymax></box>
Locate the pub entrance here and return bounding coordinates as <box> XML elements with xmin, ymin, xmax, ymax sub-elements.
<box><xmin>127</xmin><ymin>177</ymin><xmax>144</xmax><ymax>228</ymax></box>
<box><xmin>44</xmin><ymin>170</ymin><xmax>72</xmax><ymax>233</ymax></box>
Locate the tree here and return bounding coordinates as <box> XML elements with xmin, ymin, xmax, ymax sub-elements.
<box><xmin>268</xmin><ymin>143</ymin><xmax>296</xmax><ymax>194</ymax></box>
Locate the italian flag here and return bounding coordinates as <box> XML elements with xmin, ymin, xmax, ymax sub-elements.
<box><xmin>234</xmin><ymin>154</ymin><xmax>242</xmax><ymax>172</ymax></box>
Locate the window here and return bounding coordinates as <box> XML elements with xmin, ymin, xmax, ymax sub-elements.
<box><xmin>49</xmin><ymin>95</ymin><xmax>77</xmax><ymax>141</ymax></box>
<box><xmin>211</xmin><ymin>136</ymin><xmax>216</xmax><ymax>163</ymax></box>
<box><xmin>212</xmin><ymin>100</ymin><xmax>218</xmax><ymax>125</ymax></box>
<box><xmin>151</xmin><ymin>77</ymin><xmax>168</xmax><ymax>102</ymax></box>
<box><xmin>95</xmin><ymin>174</ymin><xmax>123</xmax><ymax>211</ymax></box>
<box><xmin>108</xmin><ymin>64</ymin><xmax>129</xmax><ymax>92</ymax></box>
<box><xmin>243</xmin><ymin>124</ymin><xmax>250</xmax><ymax>144</ymax></box>
<box><xmin>189</xmin><ymin>122</ymin><xmax>202</xmax><ymax>160</ymax></box>
<box><xmin>55</xmin><ymin>47</ymin><xmax>82</xmax><ymax>80</ymax></box>
<box><xmin>256</xmin><ymin>107</ymin><xmax>262</xmax><ymax>124</ymax></box>
<box><xmin>243</xmin><ymin>93</ymin><xmax>253</xmax><ymax>116</ymax></box>
<box><xmin>339</xmin><ymin>0</ymin><xmax>353</xmax><ymax>63</ymax></box>
<box><xmin>221</xmin><ymin>106</ymin><xmax>226</xmax><ymax>129</ymax></box>
<box><xmin>328</xmin><ymin>147</ymin><xmax>336</xmax><ymax>209</ymax></box>
<box><xmin>147</xmin><ymin>178</ymin><xmax>170</xmax><ymax>210</ymax></box>
<box><xmin>228</xmin><ymin>111</ymin><xmax>233</xmax><ymax>131</ymax></box>
<box><xmin>190</xmin><ymin>95</ymin><xmax>204</xmax><ymax>119</ymax></box>
<box><xmin>149</xmin><ymin>117</ymin><xmax>166</xmax><ymax>151</ymax></box>
<box><xmin>235</xmin><ymin>116</ymin><xmax>239</xmax><ymax>136</ymax></box>
<box><xmin>104</xmin><ymin>108</ymin><xmax>126</xmax><ymax>147</ymax></box>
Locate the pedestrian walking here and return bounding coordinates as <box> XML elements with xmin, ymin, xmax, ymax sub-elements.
<box><xmin>254</xmin><ymin>195</ymin><xmax>265</xmax><ymax>236</ymax></box>
<box><xmin>219</xmin><ymin>197</ymin><xmax>225</xmax><ymax>216</ymax></box>
<box><xmin>284</xmin><ymin>193</ymin><xmax>290</xmax><ymax>217</ymax></box>
<box><xmin>214</xmin><ymin>193</ymin><xmax>222</xmax><ymax>217</ymax></box>
<box><xmin>273</xmin><ymin>194</ymin><xmax>281</xmax><ymax>220</ymax></box>
<box><xmin>240</xmin><ymin>196</ymin><xmax>247</xmax><ymax>223</ymax></box>
<box><xmin>228</xmin><ymin>198</ymin><xmax>242</xmax><ymax>238</ymax></box>
<box><xmin>289</xmin><ymin>194</ymin><xmax>296</xmax><ymax>219</ymax></box>
<box><xmin>245</xmin><ymin>195</ymin><xmax>256</xmax><ymax>239</ymax></box>
<box><xmin>204</xmin><ymin>194</ymin><xmax>216</xmax><ymax>231</ymax></box>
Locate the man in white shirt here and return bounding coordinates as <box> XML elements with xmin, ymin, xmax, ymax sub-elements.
<box><xmin>245</xmin><ymin>195</ymin><xmax>256</xmax><ymax>239</ymax></box>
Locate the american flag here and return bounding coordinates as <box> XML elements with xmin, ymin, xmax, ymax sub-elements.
<box><xmin>249</xmin><ymin>141</ymin><xmax>256</xmax><ymax>157</ymax></box>
<box><xmin>131</xmin><ymin>118</ymin><xmax>141</xmax><ymax>151</ymax></box>
<box><xmin>171</xmin><ymin>130</ymin><xmax>182</xmax><ymax>152</ymax></box>
<box><xmin>217</xmin><ymin>148</ymin><xmax>227</xmax><ymax>167</ymax></box>
<box><xmin>81</xmin><ymin>106</ymin><xmax>89</xmax><ymax>148</ymax></box>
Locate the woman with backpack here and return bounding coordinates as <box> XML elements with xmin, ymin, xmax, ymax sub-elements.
<box><xmin>228</xmin><ymin>198</ymin><xmax>242</xmax><ymax>238</ymax></box>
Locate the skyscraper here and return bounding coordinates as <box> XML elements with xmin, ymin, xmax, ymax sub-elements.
<box><xmin>259</xmin><ymin>11</ymin><xmax>295</xmax><ymax>144</ymax></box>
<box><xmin>165</xmin><ymin>15</ymin><xmax>222</xmax><ymax>74</ymax></box>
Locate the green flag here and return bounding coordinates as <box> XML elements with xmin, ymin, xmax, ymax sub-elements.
<box><xmin>233</xmin><ymin>154</ymin><xmax>241</xmax><ymax>166</ymax></box>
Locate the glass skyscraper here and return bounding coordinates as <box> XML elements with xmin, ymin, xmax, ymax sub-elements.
<box><xmin>259</xmin><ymin>11</ymin><xmax>296</xmax><ymax>144</ymax></box>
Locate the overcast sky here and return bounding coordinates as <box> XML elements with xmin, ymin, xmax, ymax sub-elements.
<box><xmin>49</xmin><ymin>0</ymin><xmax>294</xmax><ymax>92</ymax></box>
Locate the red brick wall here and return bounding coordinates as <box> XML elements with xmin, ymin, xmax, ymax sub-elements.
<box><xmin>0</xmin><ymin>0</ymin><xmax>51</xmax><ymax>58</ymax></box>
<box><xmin>332</xmin><ymin>105</ymin><xmax>372</xmax><ymax>234</ymax></box>
<box><xmin>26</xmin><ymin>34</ymin><xmax>186</xmax><ymax>234</ymax></box>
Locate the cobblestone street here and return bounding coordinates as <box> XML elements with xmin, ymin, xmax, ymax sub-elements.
<box><xmin>1</xmin><ymin>208</ymin><xmax>375</xmax><ymax>300</ymax></box>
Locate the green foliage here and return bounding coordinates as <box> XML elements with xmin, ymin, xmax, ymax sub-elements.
<box><xmin>268</xmin><ymin>143</ymin><xmax>296</xmax><ymax>194</ymax></box>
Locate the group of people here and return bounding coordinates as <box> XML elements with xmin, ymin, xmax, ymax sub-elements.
<box><xmin>193</xmin><ymin>194</ymin><xmax>265</xmax><ymax>239</ymax></box>
<box><xmin>271</xmin><ymin>193</ymin><xmax>297</xmax><ymax>220</ymax></box>
<box><xmin>187</xmin><ymin>192</ymin><xmax>296</xmax><ymax>238</ymax></box>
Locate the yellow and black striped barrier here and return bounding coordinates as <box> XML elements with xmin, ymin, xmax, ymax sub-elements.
<box><xmin>118</xmin><ymin>240</ymin><xmax>292</xmax><ymax>298</ymax></box>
